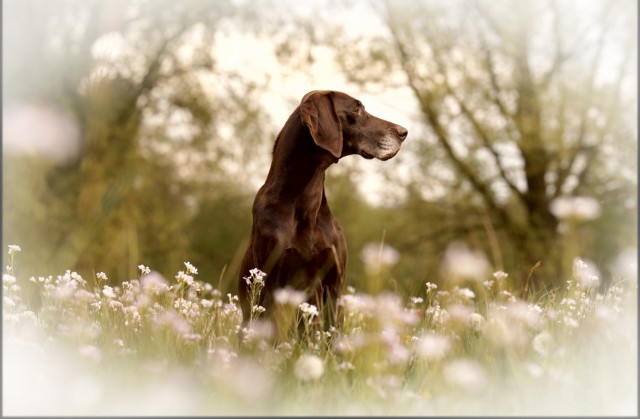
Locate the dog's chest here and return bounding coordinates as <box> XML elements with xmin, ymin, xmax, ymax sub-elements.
<box><xmin>290</xmin><ymin>212</ymin><xmax>341</xmax><ymax>260</ymax></box>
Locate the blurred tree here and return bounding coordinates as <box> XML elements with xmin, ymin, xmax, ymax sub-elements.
<box><xmin>323</xmin><ymin>0</ymin><xmax>637</xmax><ymax>290</ymax></box>
<box><xmin>3</xmin><ymin>0</ymin><xmax>272</xmax><ymax>283</ymax></box>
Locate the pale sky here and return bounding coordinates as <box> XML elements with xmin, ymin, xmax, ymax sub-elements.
<box><xmin>209</xmin><ymin>25</ymin><xmax>422</xmax><ymax>206</ymax></box>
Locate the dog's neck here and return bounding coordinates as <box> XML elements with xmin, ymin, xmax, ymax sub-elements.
<box><xmin>263</xmin><ymin>108</ymin><xmax>337</xmax><ymax>224</ymax></box>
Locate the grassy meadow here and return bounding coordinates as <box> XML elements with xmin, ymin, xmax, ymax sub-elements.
<box><xmin>3</xmin><ymin>244</ymin><xmax>637</xmax><ymax>416</ymax></box>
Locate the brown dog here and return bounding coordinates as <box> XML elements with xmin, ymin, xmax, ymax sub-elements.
<box><xmin>238</xmin><ymin>90</ymin><xmax>407</xmax><ymax>328</ymax></box>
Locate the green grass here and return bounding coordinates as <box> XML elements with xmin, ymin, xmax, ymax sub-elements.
<box><xmin>3</xmin><ymin>246</ymin><xmax>637</xmax><ymax>415</ymax></box>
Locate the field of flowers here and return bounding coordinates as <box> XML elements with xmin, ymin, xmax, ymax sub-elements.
<box><xmin>3</xmin><ymin>244</ymin><xmax>637</xmax><ymax>416</ymax></box>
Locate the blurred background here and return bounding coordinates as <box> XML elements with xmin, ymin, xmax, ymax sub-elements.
<box><xmin>3</xmin><ymin>0</ymin><xmax>637</xmax><ymax>297</ymax></box>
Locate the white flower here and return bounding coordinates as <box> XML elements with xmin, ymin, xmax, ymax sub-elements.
<box><xmin>361</xmin><ymin>243</ymin><xmax>400</xmax><ymax>274</ymax></box>
<box><xmin>493</xmin><ymin>271</ymin><xmax>508</xmax><ymax>281</ymax></box>
<box><xmin>500</xmin><ymin>290</ymin><xmax>517</xmax><ymax>303</ymax></box>
<box><xmin>334</xmin><ymin>335</ymin><xmax>358</xmax><ymax>354</ymax></box>
<box><xmin>3</xmin><ymin>274</ymin><xmax>16</xmax><ymax>285</ymax></box>
<box><xmin>338</xmin><ymin>361</ymin><xmax>355</xmax><ymax>371</ymax></box>
<box><xmin>75</xmin><ymin>289</ymin><xmax>97</xmax><ymax>303</ymax></box>
<box><xmin>175</xmin><ymin>298</ymin><xmax>200</xmax><ymax>320</ymax></box>
<box><xmin>138</xmin><ymin>264</ymin><xmax>151</xmax><ymax>275</ymax></box>
<box><xmin>274</xmin><ymin>287</ymin><xmax>307</xmax><ymax>306</ymax></box>
<box><xmin>141</xmin><ymin>271</ymin><xmax>169</xmax><ymax>295</ymax></box>
<box><xmin>184</xmin><ymin>261</ymin><xmax>198</xmax><ymax>275</ymax></box>
<box><xmin>425</xmin><ymin>282</ymin><xmax>438</xmax><ymax>293</ymax></box>
<box><xmin>572</xmin><ymin>258</ymin><xmax>601</xmax><ymax>289</ymax></box>
<box><xmin>339</xmin><ymin>294</ymin><xmax>374</xmax><ymax>315</ymax></box>
<box><xmin>252</xmin><ymin>305</ymin><xmax>266</xmax><ymax>315</ymax></box>
<box><xmin>410</xmin><ymin>296</ymin><xmax>424</xmax><ymax>305</ymax></box>
<box><xmin>375</xmin><ymin>292</ymin><xmax>419</xmax><ymax>326</ymax></box>
<box><xmin>528</xmin><ymin>304</ymin><xmax>543</xmax><ymax>315</ymax></box>
<box><xmin>441</xmin><ymin>242</ymin><xmax>490</xmax><ymax>281</ymax></box>
<box><xmin>456</xmin><ymin>287</ymin><xmax>475</xmax><ymax>301</ymax></box>
<box><xmin>486</xmin><ymin>301</ymin><xmax>540</xmax><ymax>349</ymax></box>
<box><xmin>160</xmin><ymin>310</ymin><xmax>191</xmax><ymax>335</ymax></box>
<box><xmin>8</xmin><ymin>245</ymin><xmax>21</xmax><ymax>255</ymax></box>
<box><xmin>208</xmin><ymin>346</ymin><xmax>238</xmax><ymax>368</ymax></box>
<box><xmin>242</xmin><ymin>320</ymin><xmax>275</xmax><ymax>342</ymax></box>
<box><xmin>416</xmin><ymin>332</ymin><xmax>451</xmax><ymax>361</ymax></box>
<box><xmin>294</xmin><ymin>354</ymin><xmax>325</xmax><ymax>381</ymax></box>
<box><xmin>102</xmin><ymin>285</ymin><xmax>116</xmax><ymax>299</ymax></box>
<box><xmin>507</xmin><ymin>301</ymin><xmax>542</xmax><ymax>329</ymax></box>
<box><xmin>123</xmin><ymin>306</ymin><xmax>142</xmax><ymax>328</ymax></box>
<box><xmin>426</xmin><ymin>305</ymin><xmax>450</xmax><ymax>326</ymax></box>
<box><xmin>109</xmin><ymin>300</ymin><xmax>123</xmax><ymax>311</ymax></box>
<box><xmin>245</xmin><ymin>268</ymin><xmax>267</xmax><ymax>286</ymax></box>
<box><xmin>299</xmin><ymin>302</ymin><xmax>319</xmax><ymax>318</ymax></box>
<box><xmin>175</xmin><ymin>271</ymin><xmax>194</xmax><ymax>286</ymax></box>
<box><xmin>560</xmin><ymin>297</ymin><xmax>577</xmax><ymax>308</ymax></box>
<box><xmin>96</xmin><ymin>272</ymin><xmax>108</xmax><ymax>281</ymax></box>
<box><xmin>181</xmin><ymin>333</ymin><xmax>203</xmax><ymax>343</ymax></box>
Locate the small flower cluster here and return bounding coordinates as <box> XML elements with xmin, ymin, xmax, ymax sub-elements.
<box><xmin>243</xmin><ymin>268</ymin><xmax>267</xmax><ymax>323</ymax></box>
<box><xmin>244</xmin><ymin>268</ymin><xmax>266</xmax><ymax>287</ymax></box>
<box><xmin>2</xmin><ymin>244</ymin><xmax>636</xmax><ymax>416</ymax></box>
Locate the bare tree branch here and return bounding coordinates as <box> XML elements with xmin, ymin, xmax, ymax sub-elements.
<box><xmin>554</xmin><ymin>4</ymin><xmax>613</xmax><ymax>197</ymax></box>
<box><xmin>50</xmin><ymin>18</ymin><xmax>199</xmax><ymax>271</ymax></box>
<box><xmin>427</xmin><ymin>47</ymin><xmax>528</xmax><ymax>206</ymax></box>
<box><xmin>384</xmin><ymin>11</ymin><xmax>530</xmax><ymax>241</ymax></box>
<box><xmin>472</xmin><ymin>0</ymin><xmax>516</xmax><ymax>52</ymax></box>
<box><xmin>554</xmin><ymin>120</ymin><xmax>586</xmax><ymax>197</ymax></box>
<box><xmin>479</xmin><ymin>43</ymin><xmax>514</xmax><ymax>119</ymax></box>
<box><xmin>538</xmin><ymin>0</ymin><xmax>575</xmax><ymax>90</ymax></box>
<box><xmin>568</xmin><ymin>145</ymin><xmax>598</xmax><ymax>195</ymax></box>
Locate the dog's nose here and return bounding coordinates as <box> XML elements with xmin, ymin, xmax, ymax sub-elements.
<box><xmin>396</xmin><ymin>125</ymin><xmax>408</xmax><ymax>141</ymax></box>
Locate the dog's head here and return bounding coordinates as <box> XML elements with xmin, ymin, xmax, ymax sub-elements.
<box><xmin>300</xmin><ymin>90</ymin><xmax>408</xmax><ymax>161</ymax></box>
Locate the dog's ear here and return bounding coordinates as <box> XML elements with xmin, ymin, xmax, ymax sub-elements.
<box><xmin>300</xmin><ymin>91</ymin><xmax>343</xmax><ymax>159</ymax></box>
